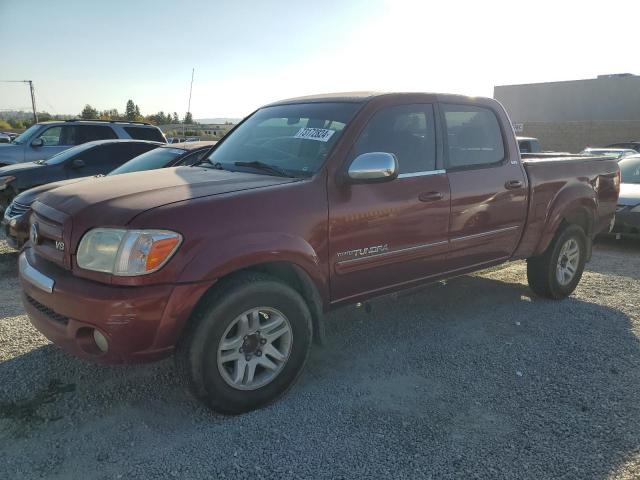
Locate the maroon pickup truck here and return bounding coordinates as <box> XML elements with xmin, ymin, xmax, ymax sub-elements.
<box><xmin>18</xmin><ymin>93</ymin><xmax>619</xmax><ymax>414</ymax></box>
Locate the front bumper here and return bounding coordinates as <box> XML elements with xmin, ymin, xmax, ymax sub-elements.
<box><xmin>1</xmin><ymin>211</ymin><xmax>29</xmax><ymax>249</ymax></box>
<box><xmin>19</xmin><ymin>248</ymin><xmax>215</xmax><ymax>363</ymax></box>
<box><xmin>612</xmin><ymin>206</ymin><xmax>640</xmax><ymax>236</ymax></box>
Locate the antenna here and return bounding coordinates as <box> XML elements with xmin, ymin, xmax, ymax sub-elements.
<box><xmin>183</xmin><ymin>68</ymin><xmax>194</xmax><ymax>138</ymax></box>
<box><xmin>0</xmin><ymin>80</ymin><xmax>38</xmax><ymax>123</ymax></box>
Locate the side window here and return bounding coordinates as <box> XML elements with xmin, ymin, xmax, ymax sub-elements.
<box><xmin>124</xmin><ymin>126</ymin><xmax>166</xmax><ymax>142</ymax></box>
<box><xmin>103</xmin><ymin>143</ymin><xmax>148</xmax><ymax>168</ymax></box>
<box><xmin>442</xmin><ymin>104</ymin><xmax>505</xmax><ymax>169</ymax></box>
<box><xmin>177</xmin><ymin>149</ymin><xmax>208</xmax><ymax>166</ymax></box>
<box><xmin>37</xmin><ymin>126</ymin><xmax>77</xmax><ymax>146</ymax></box>
<box><xmin>76</xmin><ymin>146</ymin><xmax>107</xmax><ymax>164</ymax></box>
<box><xmin>352</xmin><ymin>104</ymin><xmax>436</xmax><ymax>174</ymax></box>
<box><xmin>76</xmin><ymin>125</ymin><xmax>117</xmax><ymax>143</ymax></box>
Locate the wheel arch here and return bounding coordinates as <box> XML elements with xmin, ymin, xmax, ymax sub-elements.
<box><xmin>535</xmin><ymin>188</ymin><xmax>597</xmax><ymax>256</ymax></box>
<box><xmin>180</xmin><ymin>260</ymin><xmax>327</xmax><ymax>346</ymax></box>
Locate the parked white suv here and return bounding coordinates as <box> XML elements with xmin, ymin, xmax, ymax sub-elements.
<box><xmin>0</xmin><ymin>120</ymin><xmax>166</xmax><ymax>166</ymax></box>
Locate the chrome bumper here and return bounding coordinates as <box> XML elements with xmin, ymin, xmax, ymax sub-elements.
<box><xmin>19</xmin><ymin>252</ymin><xmax>55</xmax><ymax>293</ymax></box>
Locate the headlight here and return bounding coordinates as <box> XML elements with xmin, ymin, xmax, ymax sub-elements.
<box><xmin>77</xmin><ymin>228</ymin><xmax>182</xmax><ymax>276</ymax></box>
<box><xmin>0</xmin><ymin>176</ymin><xmax>15</xmax><ymax>191</ymax></box>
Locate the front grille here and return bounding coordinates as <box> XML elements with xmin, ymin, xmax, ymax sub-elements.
<box><xmin>26</xmin><ymin>295</ymin><xmax>69</xmax><ymax>325</ymax></box>
<box><xmin>6</xmin><ymin>201</ymin><xmax>30</xmax><ymax>218</ymax></box>
<box><xmin>30</xmin><ymin>209</ymin><xmax>67</xmax><ymax>268</ymax></box>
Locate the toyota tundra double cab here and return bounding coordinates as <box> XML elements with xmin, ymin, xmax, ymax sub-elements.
<box><xmin>18</xmin><ymin>93</ymin><xmax>620</xmax><ymax>414</ymax></box>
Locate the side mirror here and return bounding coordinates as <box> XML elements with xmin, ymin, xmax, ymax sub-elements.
<box><xmin>70</xmin><ymin>158</ymin><xmax>85</xmax><ymax>169</ymax></box>
<box><xmin>347</xmin><ymin>152</ymin><xmax>398</xmax><ymax>183</ymax></box>
<box><xmin>31</xmin><ymin>138</ymin><xmax>44</xmax><ymax>148</ymax></box>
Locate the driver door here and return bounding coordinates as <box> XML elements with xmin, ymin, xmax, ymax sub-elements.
<box><xmin>328</xmin><ymin>103</ymin><xmax>451</xmax><ymax>303</ymax></box>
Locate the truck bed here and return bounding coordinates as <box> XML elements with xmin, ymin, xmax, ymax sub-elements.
<box><xmin>514</xmin><ymin>154</ymin><xmax>619</xmax><ymax>259</ymax></box>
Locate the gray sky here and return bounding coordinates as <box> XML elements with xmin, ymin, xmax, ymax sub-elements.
<box><xmin>0</xmin><ymin>0</ymin><xmax>636</xmax><ymax>118</ymax></box>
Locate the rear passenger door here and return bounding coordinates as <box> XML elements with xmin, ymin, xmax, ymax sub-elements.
<box><xmin>329</xmin><ymin>103</ymin><xmax>451</xmax><ymax>302</ymax></box>
<box><xmin>440</xmin><ymin>103</ymin><xmax>527</xmax><ymax>269</ymax></box>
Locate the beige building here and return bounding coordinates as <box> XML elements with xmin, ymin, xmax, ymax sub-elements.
<box><xmin>494</xmin><ymin>74</ymin><xmax>640</xmax><ymax>152</ymax></box>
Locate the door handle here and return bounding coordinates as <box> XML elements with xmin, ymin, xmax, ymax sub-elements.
<box><xmin>505</xmin><ymin>180</ymin><xmax>523</xmax><ymax>190</ymax></box>
<box><xmin>419</xmin><ymin>191</ymin><xmax>444</xmax><ymax>202</ymax></box>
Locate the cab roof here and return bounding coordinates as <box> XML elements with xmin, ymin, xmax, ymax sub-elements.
<box><xmin>266</xmin><ymin>91</ymin><xmax>495</xmax><ymax>107</ymax></box>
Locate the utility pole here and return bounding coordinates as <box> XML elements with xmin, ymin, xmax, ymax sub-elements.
<box><xmin>0</xmin><ymin>80</ymin><xmax>38</xmax><ymax>124</ymax></box>
<box><xmin>183</xmin><ymin>68</ymin><xmax>194</xmax><ymax>138</ymax></box>
<box><xmin>28</xmin><ymin>81</ymin><xmax>38</xmax><ymax>124</ymax></box>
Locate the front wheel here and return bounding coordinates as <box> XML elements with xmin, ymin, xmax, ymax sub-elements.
<box><xmin>176</xmin><ymin>273</ymin><xmax>313</xmax><ymax>414</ymax></box>
<box><xmin>526</xmin><ymin>224</ymin><xmax>587</xmax><ymax>299</ymax></box>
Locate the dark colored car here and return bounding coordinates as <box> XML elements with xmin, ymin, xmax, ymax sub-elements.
<box><xmin>0</xmin><ymin>139</ymin><xmax>162</xmax><ymax>213</ymax></box>
<box><xmin>517</xmin><ymin>136</ymin><xmax>541</xmax><ymax>153</ymax></box>
<box><xmin>612</xmin><ymin>154</ymin><xmax>640</xmax><ymax>236</ymax></box>
<box><xmin>19</xmin><ymin>92</ymin><xmax>619</xmax><ymax>414</ymax></box>
<box><xmin>605</xmin><ymin>141</ymin><xmax>640</xmax><ymax>152</ymax></box>
<box><xmin>2</xmin><ymin>141</ymin><xmax>216</xmax><ymax>248</ymax></box>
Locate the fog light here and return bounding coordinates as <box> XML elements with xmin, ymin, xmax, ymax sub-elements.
<box><xmin>93</xmin><ymin>330</ymin><xmax>109</xmax><ymax>353</ymax></box>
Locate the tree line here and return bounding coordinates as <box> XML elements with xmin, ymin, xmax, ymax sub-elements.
<box><xmin>81</xmin><ymin>100</ymin><xmax>194</xmax><ymax>125</ymax></box>
<box><xmin>0</xmin><ymin>99</ymin><xmax>195</xmax><ymax>130</ymax></box>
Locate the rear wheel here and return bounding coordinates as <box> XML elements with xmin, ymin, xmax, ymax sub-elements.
<box><xmin>176</xmin><ymin>273</ymin><xmax>312</xmax><ymax>414</ymax></box>
<box><xmin>527</xmin><ymin>224</ymin><xmax>587</xmax><ymax>299</ymax></box>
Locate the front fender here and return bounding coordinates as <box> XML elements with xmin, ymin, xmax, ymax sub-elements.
<box><xmin>176</xmin><ymin>231</ymin><xmax>329</xmax><ymax>303</ymax></box>
<box><xmin>535</xmin><ymin>183</ymin><xmax>597</xmax><ymax>255</ymax></box>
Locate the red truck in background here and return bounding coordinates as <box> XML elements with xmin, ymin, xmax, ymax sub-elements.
<box><xmin>18</xmin><ymin>92</ymin><xmax>620</xmax><ymax>414</ymax></box>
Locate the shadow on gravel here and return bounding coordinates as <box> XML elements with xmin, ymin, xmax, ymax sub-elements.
<box><xmin>595</xmin><ymin>235</ymin><xmax>640</xmax><ymax>254</ymax></box>
<box><xmin>1</xmin><ymin>273</ymin><xmax>639</xmax><ymax>479</ymax></box>
<box><xmin>0</xmin><ymin>246</ymin><xmax>19</xmax><ymax>276</ymax></box>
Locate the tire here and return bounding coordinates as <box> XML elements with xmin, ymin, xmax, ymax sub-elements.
<box><xmin>526</xmin><ymin>224</ymin><xmax>587</xmax><ymax>299</ymax></box>
<box><xmin>176</xmin><ymin>272</ymin><xmax>313</xmax><ymax>415</ymax></box>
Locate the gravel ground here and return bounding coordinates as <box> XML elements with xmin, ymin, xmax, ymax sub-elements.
<box><xmin>0</xmin><ymin>237</ymin><xmax>639</xmax><ymax>479</ymax></box>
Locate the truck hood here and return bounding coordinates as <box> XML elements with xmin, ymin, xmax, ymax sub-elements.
<box><xmin>37</xmin><ymin>166</ymin><xmax>299</xmax><ymax>223</ymax></box>
<box><xmin>14</xmin><ymin>177</ymin><xmax>89</xmax><ymax>206</ymax></box>
<box><xmin>618</xmin><ymin>183</ymin><xmax>640</xmax><ymax>206</ymax></box>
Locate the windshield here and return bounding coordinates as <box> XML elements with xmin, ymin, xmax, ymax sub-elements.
<box><xmin>43</xmin><ymin>142</ymin><xmax>97</xmax><ymax>165</ymax></box>
<box><xmin>619</xmin><ymin>157</ymin><xmax>640</xmax><ymax>184</ymax></box>
<box><xmin>203</xmin><ymin>102</ymin><xmax>361</xmax><ymax>177</ymax></box>
<box><xmin>11</xmin><ymin>124</ymin><xmax>41</xmax><ymax>145</ymax></box>
<box><xmin>109</xmin><ymin>147</ymin><xmax>185</xmax><ymax>175</ymax></box>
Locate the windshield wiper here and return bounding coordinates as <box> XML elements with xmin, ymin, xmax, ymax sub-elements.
<box><xmin>191</xmin><ymin>158</ymin><xmax>225</xmax><ymax>170</ymax></box>
<box><xmin>234</xmin><ymin>161</ymin><xmax>295</xmax><ymax>178</ymax></box>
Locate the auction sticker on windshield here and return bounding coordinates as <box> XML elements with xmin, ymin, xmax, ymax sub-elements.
<box><xmin>294</xmin><ymin>128</ymin><xmax>336</xmax><ymax>142</ymax></box>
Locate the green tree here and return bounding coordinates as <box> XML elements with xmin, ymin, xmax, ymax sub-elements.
<box><xmin>172</xmin><ymin>112</ymin><xmax>179</xmax><ymax>123</ymax></box>
<box><xmin>125</xmin><ymin>100</ymin><xmax>137</xmax><ymax>121</ymax></box>
<box><xmin>0</xmin><ymin>120</ymin><xmax>11</xmax><ymax>130</ymax></box>
<box><xmin>80</xmin><ymin>104</ymin><xmax>98</xmax><ymax>119</ymax></box>
<box><xmin>99</xmin><ymin>109</ymin><xmax>120</xmax><ymax>120</ymax></box>
<box><xmin>183</xmin><ymin>112</ymin><xmax>193</xmax><ymax>124</ymax></box>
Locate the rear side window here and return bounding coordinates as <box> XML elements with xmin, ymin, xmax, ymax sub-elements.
<box><xmin>76</xmin><ymin>125</ymin><xmax>118</xmax><ymax>143</ymax></box>
<box><xmin>103</xmin><ymin>143</ymin><xmax>157</xmax><ymax>169</ymax></box>
<box><xmin>124</xmin><ymin>126</ymin><xmax>165</xmax><ymax>142</ymax></box>
<box><xmin>442</xmin><ymin>104</ymin><xmax>505</xmax><ymax>169</ymax></box>
<box><xmin>352</xmin><ymin>104</ymin><xmax>436</xmax><ymax>174</ymax></box>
